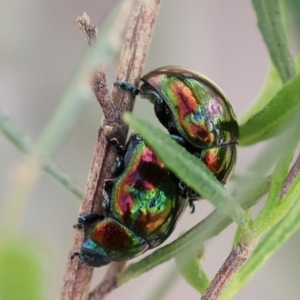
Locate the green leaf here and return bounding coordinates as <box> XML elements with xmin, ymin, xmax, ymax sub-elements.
<box><xmin>288</xmin><ymin>0</ymin><xmax>300</xmax><ymax>41</ymax></box>
<box><xmin>0</xmin><ymin>238</ymin><xmax>47</xmax><ymax>300</ymax></box>
<box><xmin>0</xmin><ymin>1</ymin><xmax>131</xmax><ymax>197</ymax></box>
<box><xmin>124</xmin><ymin>113</ymin><xmax>250</xmax><ymax>227</ymax></box>
<box><xmin>260</xmin><ymin>129</ymin><xmax>299</xmax><ymax>213</ymax></box>
<box><xmin>143</xmin><ymin>266</ymin><xmax>179</xmax><ymax>300</ymax></box>
<box><xmin>252</xmin><ymin>0</ymin><xmax>296</xmax><ymax>83</ymax></box>
<box><xmin>239</xmin><ymin>73</ymin><xmax>300</xmax><ymax>145</ymax></box>
<box><xmin>239</xmin><ymin>65</ymin><xmax>283</xmax><ymax>124</ymax></box>
<box><xmin>175</xmin><ymin>245</ymin><xmax>210</xmax><ymax>294</ymax></box>
<box><xmin>0</xmin><ymin>108</ymin><xmax>83</xmax><ymax>199</ymax></box>
<box><xmin>252</xmin><ymin>169</ymin><xmax>300</xmax><ymax>238</ymax></box>
<box><xmin>239</xmin><ymin>55</ymin><xmax>300</xmax><ymax>127</ymax></box>
<box><xmin>220</xmin><ymin>179</ymin><xmax>300</xmax><ymax>299</ymax></box>
<box><xmin>119</xmin><ymin>177</ymin><xmax>270</xmax><ymax>284</ymax></box>
<box><xmin>232</xmin><ymin>210</ymin><xmax>252</xmax><ymax>247</ymax></box>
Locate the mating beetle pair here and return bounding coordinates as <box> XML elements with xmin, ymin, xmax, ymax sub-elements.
<box><xmin>72</xmin><ymin>67</ymin><xmax>239</xmax><ymax>267</ymax></box>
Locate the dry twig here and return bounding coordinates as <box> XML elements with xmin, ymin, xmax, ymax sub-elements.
<box><xmin>201</xmin><ymin>151</ymin><xmax>300</xmax><ymax>300</ymax></box>
<box><xmin>60</xmin><ymin>1</ymin><xmax>161</xmax><ymax>300</ymax></box>
<box><xmin>88</xmin><ymin>262</ymin><xmax>126</xmax><ymax>300</ymax></box>
<box><xmin>280</xmin><ymin>153</ymin><xmax>300</xmax><ymax>199</ymax></box>
<box><xmin>74</xmin><ymin>12</ymin><xmax>98</xmax><ymax>48</ymax></box>
<box><xmin>201</xmin><ymin>242</ymin><xmax>256</xmax><ymax>300</ymax></box>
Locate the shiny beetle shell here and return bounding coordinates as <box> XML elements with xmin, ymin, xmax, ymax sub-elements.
<box><xmin>137</xmin><ymin>66</ymin><xmax>239</xmax><ymax>184</ymax></box>
<box><xmin>74</xmin><ymin>134</ymin><xmax>188</xmax><ymax>267</ymax></box>
<box><xmin>140</xmin><ymin>67</ymin><xmax>239</xmax><ymax>149</ymax></box>
<box><xmin>108</xmin><ymin>134</ymin><xmax>187</xmax><ymax>249</ymax></box>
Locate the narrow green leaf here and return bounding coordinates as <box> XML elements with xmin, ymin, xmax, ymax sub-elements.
<box><xmin>0</xmin><ymin>108</ymin><xmax>83</xmax><ymax>199</ymax></box>
<box><xmin>43</xmin><ymin>158</ymin><xmax>83</xmax><ymax>199</ymax></box>
<box><xmin>288</xmin><ymin>0</ymin><xmax>300</xmax><ymax>41</ymax></box>
<box><xmin>0</xmin><ymin>2</ymin><xmax>132</xmax><ymax>200</ymax></box>
<box><xmin>239</xmin><ymin>55</ymin><xmax>300</xmax><ymax>132</ymax></box>
<box><xmin>261</xmin><ymin>129</ymin><xmax>299</xmax><ymax>213</ymax></box>
<box><xmin>247</xmin><ymin>129</ymin><xmax>299</xmax><ymax>245</ymax></box>
<box><xmin>220</xmin><ymin>185</ymin><xmax>300</xmax><ymax>299</ymax></box>
<box><xmin>252</xmin><ymin>0</ymin><xmax>296</xmax><ymax>83</ymax></box>
<box><xmin>124</xmin><ymin>113</ymin><xmax>250</xmax><ymax>227</ymax></box>
<box><xmin>0</xmin><ymin>107</ymin><xmax>34</xmax><ymax>154</ymax></box>
<box><xmin>232</xmin><ymin>210</ymin><xmax>252</xmax><ymax>247</ymax></box>
<box><xmin>175</xmin><ymin>245</ymin><xmax>210</xmax><ymax>294</ymax></box>
<box><xmin>252</xmin><ymin>171</ymin><xmax>300</xmax><ymax>238</ymax></box>
<box><xmin>119</xmin><ymin>175</ymin><xmax>270</xmax><ymax>285</ymax></box>
<box><xmin>239</xmin><ymin>65</ymin><xmax>282</xmax><ymax>125</ymax></box>
<box><xmin>239</xmin><ymin>55</ymin><xmax>300</xmax><ymax>126</ymax></box>
<box><xmin>143</xmin><ymin>266</ymin><xmax>179</xmax><ymax>300</ymax></box>
<box><xmin>239</xmin><ymin>73</ymin><xmax>300</xmax><ymax>145</ymax></box>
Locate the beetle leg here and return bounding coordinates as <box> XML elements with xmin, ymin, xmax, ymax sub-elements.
<box><xmin>106</xmin><ymin>137</ymin><xmax>125</xmax><ymax>176</ymax></box>
<box><xmin>188</xmin><ymin>196</ymin><xmax>200</xmax><ymax>214</ymax></box>
<box><xmin>70</xmin><ymin>252</ymin><xmax>80</xmax><ymax>260</ymax></box>
<box><xmin>74</xmin><ymin>214</ymin><xmax>105</xmax><ymax>229</ymax></box>
<box><xmin>114</xmin><ymin>81</ymin><xmax>141</xmax><ymax>95</ymax></box>
<box><xmin>103</xmin><ymin>179</ymin><xmax>114</xmax><ymax>191</ymax></box>
<box><xmin>74</xmin><ymin>180</ymin><xmax>115</xmax><ymax>229</ymax></box>
<box><xmin>188</xmin><ymin>201</ymin><xmax>196</xmax><ymax>214</ymax></box>
<box><xmin>187</xmin><ymin>189</ymin><xmax>201</xmax><ymax>214</ymax></box>
<box><xmin>111</xmin><ymin>158</ymin><xmax>124</xmax><ymax>176</ymax></box>
<box><xmin>178</xmin><ymin>180</ymin><xmax>201</xmax><ymax>214</ymax></box>
<box><xmin>108</xmin><ymin>137</ymin><xmax>124</xmax><ymax>155</ymax></box>
<box><xmin>178</xmin><ymin>180</ymin><xmax>188</xmax><ymax>198</ymax></box>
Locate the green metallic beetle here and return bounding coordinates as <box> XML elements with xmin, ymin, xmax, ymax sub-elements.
<box><xmin>115</xmin><ymin>67</ymin><xmax>239</xmax><ymax>185</ymax></box>
<box><xmin>72</xmin><ymin>134</ymin><xmax>188</xmax><ymax>267</ymax></box>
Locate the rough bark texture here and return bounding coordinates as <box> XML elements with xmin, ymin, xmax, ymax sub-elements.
<box><xmin>201</xmin><ymin>242</ymin><xmax>256</xmax><ymax>300</ymax></box>
<box><xmin>60</xmin><ymin>1</ymin><xmax>161</xmax><ymax>299</ymax></box>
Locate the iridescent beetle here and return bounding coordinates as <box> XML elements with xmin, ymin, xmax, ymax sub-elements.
<box><xmin>72</xmin><ymin>133</ymin><xmax>188</xmax><ymax>267</ymax></box>
<box><xmin>115</xmin><ymin>67</ymin><xmax>239</xmax><ymax>198</ymax></box>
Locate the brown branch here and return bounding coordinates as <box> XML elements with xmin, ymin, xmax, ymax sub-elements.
<box><xmin>280</xmin><ymin>152</ymin><xmax>300</xmax><ymax>199</ymax></box>
<box><xmin>201</xmin><ymin>150</ymin><xmax>300</xmax><ymax>300</ymax></box>
<box><xmin>87</xmin><ymin>1</ymin><xmax>162</xmax><ymax>299</ymax></box>
<box><xmin>88</xmin><ymin>262</ymin><xmax>126</xmax><ymax>300</ymax></box>
<box><xmin>74</xmin><ymin>12</ymin><xmax>98</xmax><ymax>48</ymax></box>
<box><xmin>60</xmin><ymin>1</ymin><xmax>161</xmax><ymax>300</ymax></box>
<box><xmin>201</xmin><ymin>241</ymin><xmax>256</xmax><ymax>300</ymax></box>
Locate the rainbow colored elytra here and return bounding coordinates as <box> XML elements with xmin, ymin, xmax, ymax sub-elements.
<box><xmin>200</xmin><ymin>144</ymin><xmax>237</xmax><ymax>184</ymax></box>
<box><xmin>72</xmin><ymin>134</ymin><xmax>188</xmax><ymax>267</ymax></box>
<box><xmin>140</xmin><ymin>67</ymin><xmax>239</xmax><ymax>149</ymax></box>
<box><xmin>115</xmin><ymin>66</ymin><xmax>238</xmax><ymax>186</ymax></box>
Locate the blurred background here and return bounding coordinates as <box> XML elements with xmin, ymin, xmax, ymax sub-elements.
<box><xmin>0</xmin><ymin>0</ymin><xmax>300</xmax><ymax>299</ymax></box>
